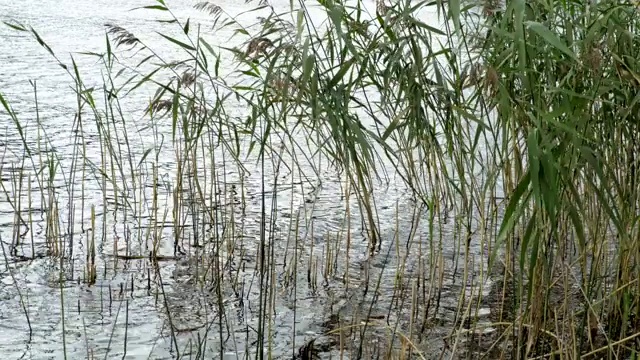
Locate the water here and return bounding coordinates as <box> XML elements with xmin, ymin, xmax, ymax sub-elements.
<box><xmin>0</xmin><ymin>0</ymin><xmax>496</xmax><ymax>358</ymax></box>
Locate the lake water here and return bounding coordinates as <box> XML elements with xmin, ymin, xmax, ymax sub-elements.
<box><xmin>0</xmin><ymin>0</ymin><xmax>495</xmax><ymax>358</ymax></box>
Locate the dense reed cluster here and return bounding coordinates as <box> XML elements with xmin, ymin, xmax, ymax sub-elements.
<box><xmin>1</xmin><ymin>0</ymin><xmax>640</xmax><ymax>358</ymax></box>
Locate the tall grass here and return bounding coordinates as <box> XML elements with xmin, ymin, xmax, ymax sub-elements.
<box><xmin>2</xmin><ymin>0</ymin><xmax>640</xmax><ymax>358</ymax></box>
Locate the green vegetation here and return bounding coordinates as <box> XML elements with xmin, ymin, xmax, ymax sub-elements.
<box><xmin>2</xmin><ymin>0</ymin><xmax>640</xmax><ymax>358</ymax></box>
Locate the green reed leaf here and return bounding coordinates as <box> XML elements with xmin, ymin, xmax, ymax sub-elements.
<box><xmin>525</xmin><ymin>21</ymin><xmax>577</xmax><ymax>61</ymax></box>
<box><xmin>157</xmin><ymin>32</ymin><xmax>196</xmax><ymax>51</ymax></box>
<box><xmin>183</xmin><ymin>18</ymin><xmax>190</xmax><ymax>34</ymax></box>
<box><xmin>3</xmin><ymin>21</ymin><xmax>27</xmax><ymax>31</ymax></box>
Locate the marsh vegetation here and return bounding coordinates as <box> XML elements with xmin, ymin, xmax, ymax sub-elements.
<box><xmin>1</xmin><ymin>0</ymin><xmax>640</xmax><ymax>358</ymax></box>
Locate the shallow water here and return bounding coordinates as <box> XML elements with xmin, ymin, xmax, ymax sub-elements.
<box><xmin>0</xmin><ymin>0</ymin><xmax>498</xmax><ymax>359</ymax></box>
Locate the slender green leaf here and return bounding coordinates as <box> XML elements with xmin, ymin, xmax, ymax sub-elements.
<box><xmin>519</xmin><ymin>209</ymin><xmax>537</xmax><ymax>276</ymax></box>
<box><xmin>491</xmin><ymin>171</ymin><xmax>532</xmax><ymax>272</ymax></box>
<box><xmin>138</xmin><ymin>148</ymin><xmax>154</xmax><ymax>168</ymax></box>
<box><xmin>183</xmin><ymin>18</ymin><xmax>190</xmax><ymax>34</ymax></box>
<box><xmin>412</xmin><ymin>20</ymin><xmax>446</xmax><ymax>35</ymax></box>
<box><xmin>126</xmin><ymin>67</ymin><xmax>162</xmax><ymax>96</ymax></box>
<box><xmin>0</xmin><ymin>93</ymin><xmax>31</xmax><ymax>156</ymax></box>
<box><xmin>302</xmin><ymin>54</ymin><xmax>315</xmax><ymax>84</ymax></box>
<box><xmin>132</xmin><ymin>5</ymin><xmax>168</xmax><ymax>10</ymax></box>
<box><xmin>449</xmin><ymin>0</ymin><xmax>460</xmax><ymax>32</ymax></box>
<box><xmin>525</xmin><ymin>21</ymin><xmax>577</xmax><ymax>61</ymax></box>
<box><xmin>327</xmin><ymin>57</ymin><xmax>356</xmax><ymax>89</ymax></box>
<box><xmin>3</xmin><ymin>21</ymin><xmax>27</xmax><ymax>31</ymax></box>
<box><xmin>328</xmin><ymin>5</ymin><xmax>343</xmax><ymax>38</ymax></box>
<box><xmin>157</xmin><ymin>32</ymin><xmax>196</xmax><ymax>51</ymax></box>
<box><xmin>382</xmin><ymin>108</ymin><xmax>408</xmax><ymax>140</ymax></box>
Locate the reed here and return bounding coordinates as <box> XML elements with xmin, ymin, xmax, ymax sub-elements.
<box><xmin>1</xmin><ymin>0</ymin><xmax>640</xmax><ymax>358</ymax></box>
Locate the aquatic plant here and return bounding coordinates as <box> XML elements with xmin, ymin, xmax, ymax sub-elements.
<box><xmin>1</xmin><ymin>0</ymin><xmax>640</xmax><ymax>358</ymax></box>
